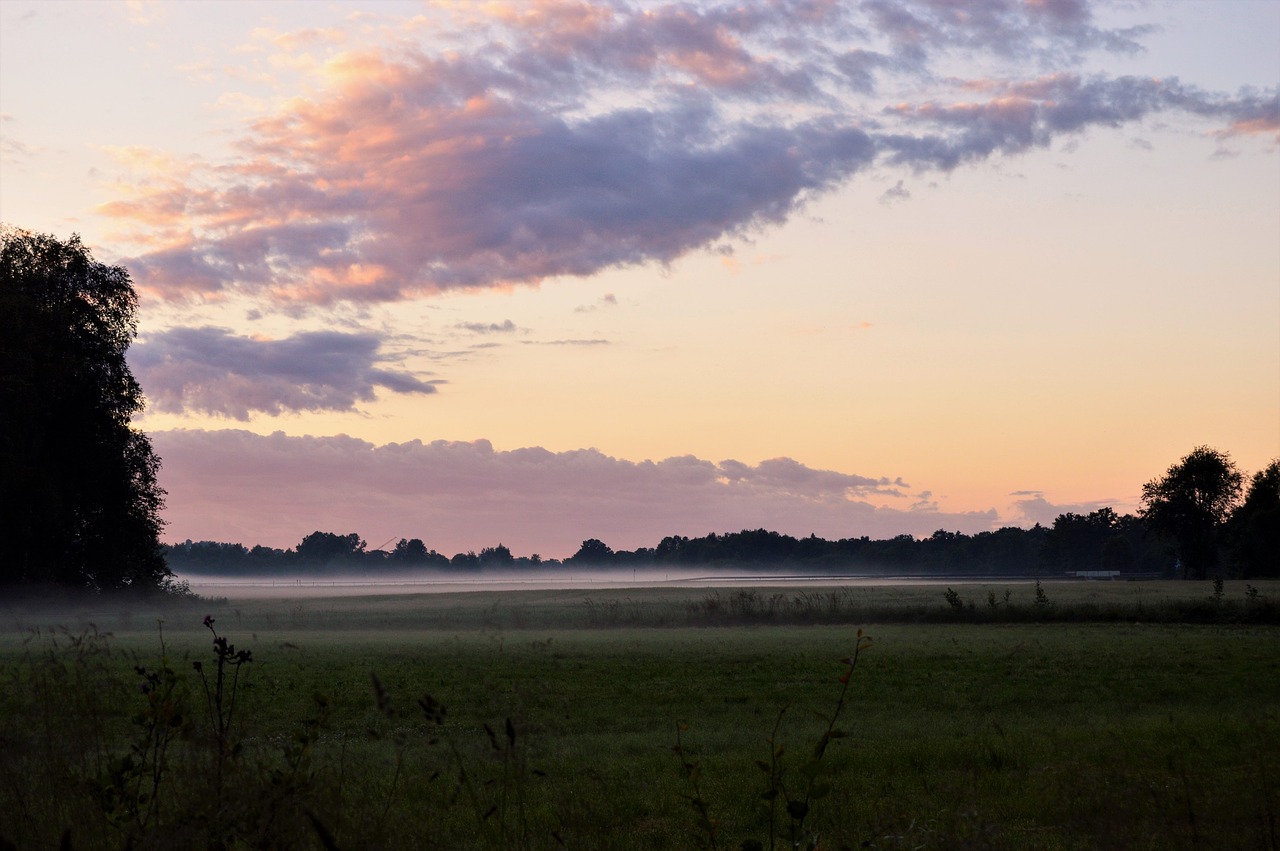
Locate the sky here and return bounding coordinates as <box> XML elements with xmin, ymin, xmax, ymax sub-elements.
<box><xmin>2</xmin><ymin>0</ymin><xmax>1277</xmax><ymax>559</ymax></box>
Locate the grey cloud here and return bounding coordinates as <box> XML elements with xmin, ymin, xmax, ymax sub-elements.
<box><xmin>131</xmin><ymin>326</ymin><xmax>439</xmax><ymax>419</ymax></box>
<box><xmin>864</xmin><ymin>0</ymin><xmax>1148</xmax><ymax>65</ymax></box>
<box><xmin>151</xmin><ymin>429</ymin><xmax>999</xmax><ymax>557</ymax></box>
<box><xmin>719</xmin><ymin>456</ymin><xmax>906</xmax><ymax>497</ymax></box>
<box><xmin>365</xmin><ymin>368</ymin><xmax>439</xmax><ymax>394</ymax></box>
<box><xmin>1011</xmin><ymin>493</ymin><xmax>1115</xmax><ymax>526</ymax></box>
<box><xmin>575</xmin><ymin>293</ymin><xmax>618</xmax><ymax>313</ymax></box>
<box><xmin>881</xmin><ymin>75</ymin><xmax>1278</xmax><ymax>171</ymax></box>
<box><xmin>393</xmin><ymin>111</ymin><xmax>877</xmax><ymax>288</ymax></box>
<box><xmin>834</xmin><ymin>49</ymin><xmax>892</xmax><ymax>94</ymax></box>
<box><xmin>105</xmin><ymin>2</ymin><xmax>1275</xmax><ymax>304</ymax></box>
<box><xmin>457</xmin><ymin>319</ymin><xmax>518</xmax><ymax>334</ymax></box>
<box><xmin>520</xmin><ymin>339</ymin><xmax>610</xmax><ymax>346</ymax></box>
<box><xmin>910</xmin><ymin>490</ymin><xmax>938</xmax><ymax>511</ymax></box>
<box><xmin>122</xmin><ymin>102</ymin><xmax>878</xmax><ymax>301</ymax></box>
<box><xmin>411</xmin><ymin>342</ymin><xmax>505</xmax><ymax>362</ymax></box>
<box><xmin>878</xmin><ymin>179</ymin><xmax>910</xmax><ymax>204</ymax></box>
<box><xmin>0</xmin><ymin>132</ymin><xmax>40</xmax><ymax>165</ymax></box>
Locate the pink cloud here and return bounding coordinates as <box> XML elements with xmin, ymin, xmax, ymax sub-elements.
<box><xmin>107</xmin><ymin>62</ymin><xmax>877</xmax><ymax>302</ymax></box>
<box><xmin>94</xmin><ymin>2</ymin><xmax>1273</xmax><ymax>304</ymax></box>
<box><xmin>152</xmin><ymin>429</ymin><xmax>998</xmax><ymax>558</ymax></box>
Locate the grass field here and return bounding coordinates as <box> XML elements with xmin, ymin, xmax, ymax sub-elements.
<box><xmin>2</xmin><ymin>580</ymin><xmax>1278</xmax><ymax>850</ymax></box>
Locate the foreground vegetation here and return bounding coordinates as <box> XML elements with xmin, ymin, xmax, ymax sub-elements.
<box><xmin>2</xmin><ymin>581</ymin><xmax>1278</xmax><ymax>850</ymax></box>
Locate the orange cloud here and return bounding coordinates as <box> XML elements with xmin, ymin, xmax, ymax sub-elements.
<box><xmin>92</xmin><ymin>6</ymin><xmax>1274</xmax><ymax>306</ymax></box>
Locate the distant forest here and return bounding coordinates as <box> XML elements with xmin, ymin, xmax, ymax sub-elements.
<box><xmin>166</xmin><ymin>508</ymin><xmax>1190</xmax><ymax>578</ymax></box>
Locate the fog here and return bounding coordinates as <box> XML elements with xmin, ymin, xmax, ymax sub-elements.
<box><xmin>177</xmin><ymin>568</ymin><xmax>963</xmax><ymax>600</ymax></box>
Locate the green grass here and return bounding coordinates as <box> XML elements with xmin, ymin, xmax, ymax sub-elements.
<box><xmin>2</xmin><ymin>582</ymin><xmax>1278</xmax><ymax>849</ymax></box>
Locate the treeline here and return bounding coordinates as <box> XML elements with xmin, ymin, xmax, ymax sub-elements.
<box><xmin>164</xmin><ymin>471</ymin><xmax>1280</xmax><ymax>580</ymax></box>
<box><xmin>159</xmin><ymin>506</ymin><xmax>1196</xmax><ymax>578</ymax></box>
<box><xmin>563</xmin><ymin>508</ymin><xmax>1167</xmax><ymax>575</ymax></box>
<box><xmin>163</xmin><ymin>532</ymin><xmax>542</xmax><ymax>575</ymax></box>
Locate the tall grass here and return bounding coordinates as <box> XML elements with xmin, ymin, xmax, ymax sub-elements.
<box><xmin>2</xmin><ymin>583</ymin><xmax>1278</xmax><ymax>849</ymax></box>
<box><xmin>678</xmin><ymin>583</ymin><xmax>1280</xmax><ymax>627</ymax></box>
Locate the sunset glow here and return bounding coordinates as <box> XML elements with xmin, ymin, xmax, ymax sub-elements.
<box><xmin>2</xmin><ymin>0</ymin><xmax>1276</xmax><ymax>557</ymax></box>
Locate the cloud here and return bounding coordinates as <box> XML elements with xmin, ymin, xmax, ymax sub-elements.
<box><xmin>574</xmin><ymin>292</ymin><xmax>618</xmax><ymax>312</ymax></box>
<box><xmin>862</xmin><ymin>0</ymin><xmax>1152</xmax><ymax>64</ymax></box>
<box><xmin>123</xmin><ymin>0</ymin><xmax>167</xmax><ymax>26</ymax></box>
<box><xmin>1009</xmin><ymin>492</ymin><xmax>1116</xmax><ymax>526</ymax></box>
<box><xmin>520</xmin><ymin>338</ymin><xmax>609</xmax><ymax>346</ymax></box>
<box><xmin>878</xmin><ymin>179</ymin><xmax>910</xmax><ymax>204</ymax></box>
<box><xmin>910</xmin><ymin>490</ymin><xmax>938</xmax><ymax>512</ymax></box>
<box><xmin>151</xmin><ymin>429</ymin><xmax>999</xmax><ymax>557</ymax></box>
<box><xmin>1216</xmin><ymin>87</ymin><xmax>1280</xmax><ymax>141</ymax></box>
<box><xmin>96</xmin><ymin>1</ymin><xmax>1274</xmax><ymax>304</ymax></box>
<box><xmin>0</xmin><ymin>135</ymin><xmax>38</xmax><ymax>165</ymax></box>
<box><xmin>457</xmin><ymin>319</ymin><xmax>518</xmax><ymax>334</ymax></box>
<box><xmin>130</xmin><ymin>326</ymin><xmax>440</xmax><ymax>419</ymax></box>
<box><xmin>108</xmin><ymin>102</ymin><xmax>877</xmax><ymax>302</ymax></box>
<box><xmin>0</xmin><ymin>115</ymin><xmax>42</xmax><ymax>166</ymax></box>
<box><xmin>716</xmin><ymin>456</ymin><xmax>906</xmax><ymax>496</ymax></box>
<box><xmin>881</xmin><ymin>74</ymin><xmax>1277</xmax><ymax>171</ymax></box>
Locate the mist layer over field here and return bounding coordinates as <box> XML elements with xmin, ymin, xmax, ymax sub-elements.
<box><xmin>4</xmin><ymin>577</ymin><xmax>1272</xmax><ymax>634</ymax></box>
<box><xmin>2</xmin><ymin>580</ymin><xmax>1277</xmax><ymax>850</ymax></box>
<box><xmin>174</xmin><ymin>568</ymin><xmax>995</xmax><ymax>600</ymax></box>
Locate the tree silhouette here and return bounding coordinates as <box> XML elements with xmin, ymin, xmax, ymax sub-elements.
<box><xmin>0</xmin><ymin>228</ymin><xmax>169</xmax><ymax>590</ymax></box>
<box><xmin>1140</xmin><ymin>446</ymin><xmax>1243</xmax><ymax>580</ymax></box>
<box><xmin>478</xmin><ymin>544</ymin><xmax>514</xmax><ymax>566</ymax></box>
<box><xmin>569</xmin><ymin>538</ymin><xmax>614</xmax><ymax>564</ymax></box>
<box><xmin>294</xmin><ymin>531</ymin><xmax>366</xmax><ymax>565</ymax></box>
<box><xmin>1042</xmin><ymin>508</ymin><xmax>1143</xmax><ymax>573</ymax></box>
<box><xmin>391</xmin><ymin>537</ymin><xmax>429</xmax><ymax>563</ymax></box>
<box><xmin>1230</xmin><ymin>459</ymin><xmax>1280</xmax><ymax>578</ymax></box>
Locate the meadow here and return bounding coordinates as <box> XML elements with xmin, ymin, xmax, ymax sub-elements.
<box><xmin>1</xmin><ymin>580</ymin><xmax>1277</xmax><ymax>850</ymax></box>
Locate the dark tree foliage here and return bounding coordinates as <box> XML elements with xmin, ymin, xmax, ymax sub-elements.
<box><xmin>478</xmin><ymin>544</ymin><xmax>514</xmax><ymax>566</ymax></box>
<box><xmin>392</xmin><ymin>537</ymin><xmax>430</xmax><ymax>563</ymax></box>
<box><xmin>1044</xmin><ymin>509</ymin><xmax>1121</xmax><ymax>572</ymax></box>
<box><xmin>1141</xmin><ymin>446</ymin><xmax>1243</xmax><ymax>580</ymax></box>
<box><xmin>569</xmin><ymin>538</ymin><xmax>614</xmax><ymax>564</ymax></box>
<box><xmin>450</xmin><ymin>551</ymin><xmax>480</xmax><ymax>569</ymax></box>
<box><xmin>1230</xmin><ymin>459</ymin><xmax>1280</xmax><ymax>578</ymax></box>
<box><xmin>1100</xmin><ymin>534</ymin><xmax>1136</xmax><ymax>572</ymax></box>
<box><xmin>1040</xmin><ymin>509</ymin><xmax>1161</xmax><ymax>575</ymax></box>
<box><xmin>568</xmin><ymin>525</ymin><xmax>1065</xmax><ymax>575</ymax></box>
<box><xmin>169</xmin><ymin>541</ymin><xmax>252</xmax><ymax>571</ymax></box>
<box><xmin>0</xmin><ymin>228</ymin><xmax>169</xmax><ymax>590</ymax></box>
<box><xmin>294</xmin><ymin>531</ymin><xmax>366</xmax><ymax>564</ymax></box>
<box><xmin>965</xmin><ymin>525</ymin><xmax>1053</xmax><ymax>574</ymax></box>
<box><xmin>389</xmin><ymin>537</ymin><xmax>451</xmax><ymax>566</ymax></box>
<box><xmin>162</xmin><ymin>516</ymin><xmax>1177</xmax><ymax>579</ymax></box>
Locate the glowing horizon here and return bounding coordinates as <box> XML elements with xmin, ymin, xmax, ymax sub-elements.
<box><xmin>2</xmin><ymin>0</ymin><xmax>1276</xmax><ymax>558</ymax></box>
